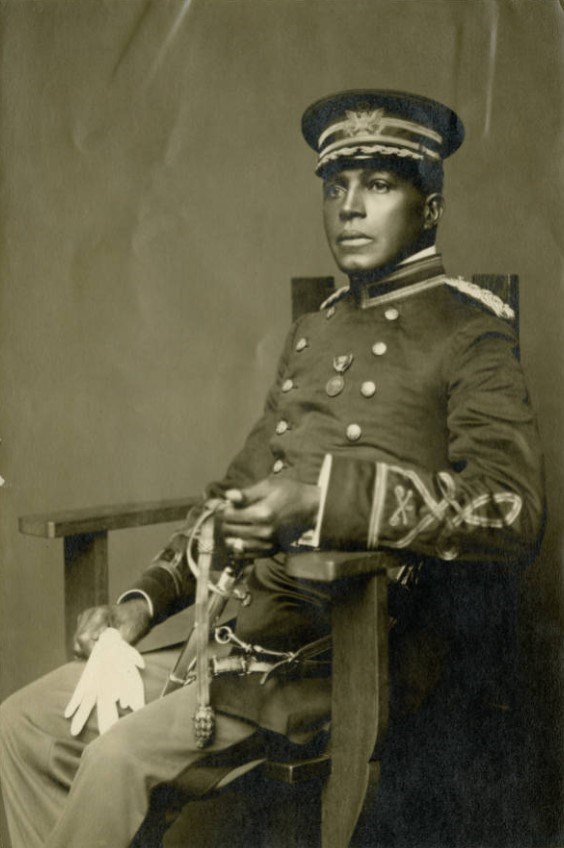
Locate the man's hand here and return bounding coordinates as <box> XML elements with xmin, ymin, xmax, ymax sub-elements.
<box><xmin>218</xmin><ymin>477</ymin><xmax>320</xmax><ymax>556</ymax></box>
<box><xmin>73</xmin><ymin>599</ymin><xmax>151</xmax><ymax>659</ymax></box>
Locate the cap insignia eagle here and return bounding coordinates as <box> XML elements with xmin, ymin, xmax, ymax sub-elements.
<box><xmin>343</xmin><ymin>109</ymin><xmax>385</xmax><ymax>137</ymax></box>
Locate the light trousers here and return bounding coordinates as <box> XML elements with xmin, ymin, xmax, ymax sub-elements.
<box><xmin>0</xmin><ymin>649</ymin><xmax>268</xmax><ymax>848</ymax></box>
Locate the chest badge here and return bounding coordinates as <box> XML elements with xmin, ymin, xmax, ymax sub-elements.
<box><xmin>326</xmin><ymin>375</ymin><xmax>345</xmax><ymax>397</ymax></box>
<box><xmin>333</xmin><ymin>354</ymin><xmax>354</xmax><ymax>374</ymax></box>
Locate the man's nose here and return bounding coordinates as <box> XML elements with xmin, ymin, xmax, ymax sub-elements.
<box><xmin>339</xmin><ymin>185</ymin><xmax>365</xmax><ymax>219</ymax></box>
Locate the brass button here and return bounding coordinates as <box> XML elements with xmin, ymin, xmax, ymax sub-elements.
<box><xmin>272</xmin><ymin>459</ymin><xmax>285</xmax><ymax>474</ymax></box>
<box><xmin>436</xmin><ymin>542</ymin><xmax>459</xmax><ymax>561</ymax></box>
<box><xmin>372</xmin><ymin>342</ymin><xmax>387</xmax><ymax>356</ymax></box>
<box><xmin>275</xmin><ymin>420</ymin><xmax>289</xmax><ymax>435</ymax></box>
<box><xmin>384</xmin><ymin>307</ymin><xmax>399</xmax><ymax>321</ymax></box>
<box><xmin>346</xmin><ymin>423</ymin><xmax>362</xmax><ymax>442</ymax></box>
<box><xmin>281</xmin><ymin>378</ymin><xmax>294</xmax><ymax>392</ymax></box>
<box><xmin>361</xmin><ymin>381</ymin><xmax>376</xmax><ymax>398</ymax></box>
<box><xmin>325</xmin><ymin>306</ymin><xmax>336</xmax><ymax>319</ymax></box>
<box><xmin>295</xmin><ymin>337</ymin><xmax>308</xmax><ymax>352</ymax></box>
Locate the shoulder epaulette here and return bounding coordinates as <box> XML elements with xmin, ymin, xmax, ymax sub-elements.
<box><xmin>319</xmin><ymin>285</ymin><xmax>350</xmax><ymax>311</ymax></box>
<box><xmin>445</xmin><ymin>277</ymin><xmax>515</xmax><ymax>321</ymax></box>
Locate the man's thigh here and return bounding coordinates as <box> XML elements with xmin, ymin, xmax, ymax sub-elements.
<box><xmin>2</xmin><ymin>645</ymin><xmax>181</xmax><ymax>748</ymax></box>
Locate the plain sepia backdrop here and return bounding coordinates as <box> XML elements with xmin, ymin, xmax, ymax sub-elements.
<box><xmin>0</xmin><ymin>0</ymin><xmax>562</xmax><ymax>845</ymax></box>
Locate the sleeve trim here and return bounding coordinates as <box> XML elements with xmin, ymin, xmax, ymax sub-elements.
<box><xmin>297</xmin><ymin>454</ymin><xmax>333</xmax><ymax>548</ymax></box>
<box><xmin>367</xmin><ymin>461</ymin><xmax>388</xmax><ymax>548</ymax></box>
<box><xmin>116</xmin><ymin>589</ymin><xmax>154</xmax><ymax>620</ymax></box>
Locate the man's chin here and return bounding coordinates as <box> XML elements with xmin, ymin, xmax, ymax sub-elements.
<box><xmin>334</xmin><ymin>254</ymin><xmax>390</xmax><ymax>276</ymax></box>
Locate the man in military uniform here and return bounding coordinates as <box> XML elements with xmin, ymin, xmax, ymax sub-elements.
<box><xmin>0</xmin><ymin>90</ymin><xmax>545</xmax><ymax>848</ymax></box>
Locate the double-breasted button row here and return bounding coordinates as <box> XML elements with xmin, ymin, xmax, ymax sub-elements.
<box><xmin>325</xmin><ymin>379</ymin><xmax>378</xmax><ymax>399</ymax></box>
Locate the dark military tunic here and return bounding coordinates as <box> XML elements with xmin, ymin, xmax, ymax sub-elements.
<box><xmin>128</xmin><ymin>253</ymin><xmax>545</xmax><ymax>740</ymax></box>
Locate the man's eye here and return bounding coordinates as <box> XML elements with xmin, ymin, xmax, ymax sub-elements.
<box><xmin>323</xmin><ymin>183</ymin><xmax>344</xmax><ymax>199</ymax></box>
<box><xmin>368</xmin><ymin>180</ymin><xmax>390</xmax><ymax>193</ymax></box>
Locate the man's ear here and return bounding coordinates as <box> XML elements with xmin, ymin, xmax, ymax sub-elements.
<box><xmin>423</xmin><ymin>193</ymin><xmax>445</xmax><ymax>230</ymax></box>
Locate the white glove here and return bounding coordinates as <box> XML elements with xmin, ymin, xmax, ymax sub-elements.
<box><xmin>64</xmin><ymin>627</ymin><xmax>146</xmax><ymax>736</ymax></box>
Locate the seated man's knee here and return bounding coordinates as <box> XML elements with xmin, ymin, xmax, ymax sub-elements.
<box><xmin>0</xmin><ymin>664</ymin><xmax>90</xmax><ymax>761</ymax></box>
<box><xmin>0</xmin><ymin>687</ymin><xmax>32</xmax><ymax>745</ymax></box>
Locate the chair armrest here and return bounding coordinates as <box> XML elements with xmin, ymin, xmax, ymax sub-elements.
<box><xmin>19</xmin><ymin>496</ymin><xmax>199</xmax><ymax>656</ymax></box>
<box><xmin>286</xmin><ymin>550</ymin><xmax>398</xmax><ymax>582</ymax></box>
<box><xmin>19</xmin><ymin>497</ymin><xmax>199</xmax><ymax>539</ymax></box>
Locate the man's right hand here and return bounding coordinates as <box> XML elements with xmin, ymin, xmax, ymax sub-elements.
<box><xmin>73</xmin><ymin>599</ymin><xmax>152</xmax><ymax>659</ymax></box>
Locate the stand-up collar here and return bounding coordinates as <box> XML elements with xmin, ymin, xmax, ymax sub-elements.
<box><xmin>354</xmin><ymin>252</ymin><xmax>446</xmax><ymax>309</ymax></box>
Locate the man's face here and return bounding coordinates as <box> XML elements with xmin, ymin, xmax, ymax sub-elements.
<box><xmin>322</xmin><ymin>166</ymin><xmax>430</xmax><ymax>275</ymax></box>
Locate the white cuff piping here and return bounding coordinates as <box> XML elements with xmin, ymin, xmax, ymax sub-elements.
<box><xmin>297</xmin><ymin>454</ymin><xmax>333</xmax><ymax>548</ymax></box>
<box><xmin>368</xmin><ymin>462</ymin><xmax>388</xmax><ymax>548</ymax></box>
<box><xmin>116</xmin><ymin>590</ymin><xmax>154</xmax><ymax>620</ymax></box>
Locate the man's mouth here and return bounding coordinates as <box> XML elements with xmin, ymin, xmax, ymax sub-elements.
<box><xmin>337</xmin><ymin>231</ymin><xmax>373</xmax><ymax>247</ymax></box>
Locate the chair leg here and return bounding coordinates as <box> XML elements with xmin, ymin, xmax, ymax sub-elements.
<box><xmin>63</xmin><ymin>531</ymin><xmax>109</xmax><ymax>658</ymax></box>
<box><xmin>321</xmin><ymin>573</ymin><xmax>388</xmax><ymax>848</ymax></box>
<box><xmin>264</xmin><ymin>780</ymin><xmax>322</xmax><ymax>848</ymax></box>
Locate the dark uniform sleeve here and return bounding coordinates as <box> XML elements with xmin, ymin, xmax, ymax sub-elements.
<box><xmin>120</xmin><ymin>319</ymin><xmax>304</xmax><ymax>623</ymax></box>
<box><xmin>318</xmin><ymin>318</ymin><xmax>545</xmax><ymax>567</ymax></box>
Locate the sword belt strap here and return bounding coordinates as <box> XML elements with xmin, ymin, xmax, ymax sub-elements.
<box><xmin>211</xmin><ymin>651</ymin><xmax>332</xmax><ymax>684</ymax></box>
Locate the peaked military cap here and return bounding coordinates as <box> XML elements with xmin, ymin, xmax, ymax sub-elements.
<box><xmin>301</xmin><ymin>89</ymin><xmax>464</xmax><ymax>175</ymax></box>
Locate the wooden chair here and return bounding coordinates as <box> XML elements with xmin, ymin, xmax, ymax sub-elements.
<box><xmin>19</xmin><ymin>273</ymin><xmax>519</xmax><ymax>848</ymax></box>
<box><xmin>18</xmin><ymin>504</ymin><xmax>393</xmax><ymax>848</ymax></box>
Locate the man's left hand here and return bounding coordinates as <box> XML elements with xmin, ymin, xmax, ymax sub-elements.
<box><xmin>218</xmin><ymin>477</ymin><xmax>320</xmax><ymax>556</ymax></box>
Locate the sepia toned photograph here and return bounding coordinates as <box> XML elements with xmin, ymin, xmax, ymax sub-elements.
<box><xmin>0</xmin><ymin>1</ymin><xmax>562</xmax><ymax>846</ymax></box>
